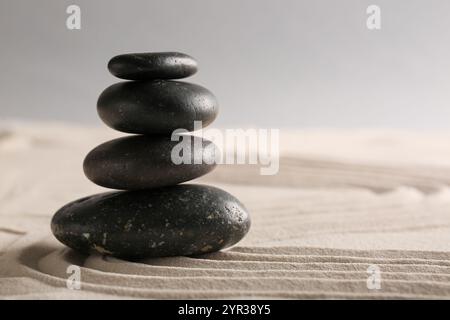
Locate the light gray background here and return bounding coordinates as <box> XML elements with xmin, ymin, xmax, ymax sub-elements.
<box><xmin>1</xmin><ymin>0</ymin><xmax>449</xmax><ymax>128</ymax></box>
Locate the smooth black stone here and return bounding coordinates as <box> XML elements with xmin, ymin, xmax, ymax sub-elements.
<box><xmin>97</xmin><ymin>80</ymin><xmax>218</xmax><ymax>134</ymax></box>
<box><xmin>108</xmin><ymin>52</ymin><xmax>198</xmax><ymax>80</ymax></box>
<box><xmin>83</xmin><ymin>135</ymin><xmax>217</xmax><ymax>190</ymax></box>
<box><xmin>51</xmin><ymin>185</ymin><xmax>251</xmax><ymax>259</ymax></box>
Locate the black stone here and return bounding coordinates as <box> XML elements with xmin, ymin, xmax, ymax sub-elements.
<box><xmin>51</xmin><ymin>185</ymin><xmax>251</xmax><ymax>259</ymax></box>
<box><xmin>83</xmin><ymin>135</ymin><xmax>218</xmax><ymax>190</ymax></box>
<box><xmin>108</xmin><ymin>52</ymin><xmax>198</xmax><ymax>80</ymax></box>
<box><xmin>97</xmin><ymin>80</ymin><xmax>218</xmax><ymax>134</ymax></box>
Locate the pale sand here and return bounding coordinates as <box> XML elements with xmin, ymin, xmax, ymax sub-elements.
<box><xmin>1</xmin><ymin>120</ymin><xmax>450</xmax><ymax>299</ymax></box>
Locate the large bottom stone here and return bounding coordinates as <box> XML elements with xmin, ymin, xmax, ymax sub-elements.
<box><xmin>51</xmin><ymin>184</ymin><xmax>250</xmax><ymax>259</ymax></box>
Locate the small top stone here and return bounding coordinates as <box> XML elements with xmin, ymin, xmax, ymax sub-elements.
<box><xmin>107</xmin><ymin>52</ymin><xmax>198</xmax><ymax>80</ymax></box>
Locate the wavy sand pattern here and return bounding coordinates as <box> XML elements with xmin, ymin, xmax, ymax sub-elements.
<box><xmin>1</xmin><ymin>121</ymin><xmax>450</xmax><ymax>299</ymax></box>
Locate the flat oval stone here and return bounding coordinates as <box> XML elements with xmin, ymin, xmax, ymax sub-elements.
<box><xmin>108</xmin><ymin>52</ymin><xmax>198</xmax><ymax>80</ymax></box>
<box><xmin>83</xmin><ymin>135</ymin><xmax>217</xmax><ymax>190</ymax></box>
<box><xmin>97</xmin><ymin>80</ymin><xmax>218</xmax><ymax>134</ymax></box>
<box><xmin>51</xmin><ymin>185</ymin><xmax>251</xmax><ymax>259</ymax></box>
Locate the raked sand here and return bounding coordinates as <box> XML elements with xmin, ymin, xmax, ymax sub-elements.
<box><xmin>1</xmin><ymin>120</ymin><xmax>450</xmax><ymax>299</ymax></box>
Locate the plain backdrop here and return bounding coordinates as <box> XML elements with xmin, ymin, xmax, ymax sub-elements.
<box><xmin>1</xmin><ymin>0</ymin><xmax>450</xmax><ymax>128</ymax></box>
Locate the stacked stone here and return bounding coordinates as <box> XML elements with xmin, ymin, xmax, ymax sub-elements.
<box><xmin>51</xmin><ymin>52</ymin><xmax>250</xmax><ymax>259</ymax></box>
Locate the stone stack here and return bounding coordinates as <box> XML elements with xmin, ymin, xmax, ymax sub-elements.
<box><xmin>51</xmin><ymin>52</ymin><xmax>250</xmax><ymax>259</ymax></box>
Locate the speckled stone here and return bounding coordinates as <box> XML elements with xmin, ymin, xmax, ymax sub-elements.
<box><xmin>83</xmin><ymin>135</ymin><xmax>217</xmax><ymax>190</ymax></box>
<box><xmin>97</xmin><ymin>80</ymin><xmax>218</xmax><ymax>134</ymax></box>
<box><xmin>51</xmin><ymin>184</ymin><xmax>250</xmax><ymax>259</ymax></box>
<box><xmin>108</xmin><ymin>52</ymin><xmax>198</xmax><ymax>80</ymax></box>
